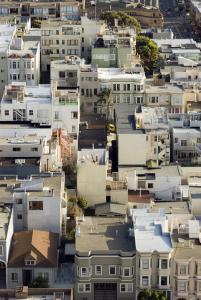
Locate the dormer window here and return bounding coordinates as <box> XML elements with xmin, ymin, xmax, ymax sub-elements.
<box><xmin>25</xmin><ymin>260</ymin><xmax>36</xmax><ymax>266</ymax></box>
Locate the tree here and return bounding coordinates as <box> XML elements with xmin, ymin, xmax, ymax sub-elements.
<box><xmin>77</xmin><ymin>196</ymin><xmax>88</xmax><ymax>212</ymax></box>
<box><xmin>97</xmin><ymin>88</ymin><xmax>112</xmax><ymax>121</ymax></box>
<box><xmin>29</xmin><ymin>276</ymin><xmax>49</xmax><ymax>288</ymax></box>
<box><xmin>138</xmin><ymin>289</ymin><xmax>167</xmax><ymax>300</ymax></box>
<box><xmin>101</xmin><ymin>11</ymin><xmax>141</xmax><ymax>34</ymax></box>
<box><xmin>136</xmin><ymin>35</ymin><xmax>159</xmax><ymax>73</ymax></box>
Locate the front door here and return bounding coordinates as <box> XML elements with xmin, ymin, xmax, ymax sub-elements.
<box><xmin>23</xmin><ymin>270</ymin><xmax>32</xmax><ymax>285</ymax></box>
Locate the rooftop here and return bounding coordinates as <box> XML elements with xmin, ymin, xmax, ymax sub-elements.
<box><xmin>97</xmin><ymin>68</ymin><xmax>145</xmax><ymax>82</ymax></box>
<box><xmin>75</xmin><ymin>217</ymin><xmax>135</xmax><ymax>256</ymax></box>
<box><xmin>0</xmin><ymin>24</ymin><xmax>15</xmax><ymax>52</ymax></box>
<box><xmin>0</xmin><ymin>173</ymin><xmax>64</xmax><ymax>202</ymax></box>
<box><xmin>78</xmin><ymin>148</ymin><xmax>107</xmax><ymax>165</ymax></box>
<box><xmin>8</xmin><ymin>229</ymin><xmax>59</xmax><ymax>268</ymax></box>
<box><xmin>2</xmin><ymin>84</ymin><xmax>51</xmax><ymax>105</ymax></box>
<box><xmin>131</xmin><ymin>208</ymin><xmax>173</xmax><ymax>253</ymax></box>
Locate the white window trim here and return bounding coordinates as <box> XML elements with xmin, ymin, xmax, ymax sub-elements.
<box><xmin>11</xmin><ymin>272</ymin><xmax>18</xmax><ymax>282</ymax></box>
<box><xmin>141</xmin><ymin>275</ymin><xmax>150</xmax><ymax>287</ymax></box>
<box><xmin>160</xmin><ymin>258</ymin><xmax>169</xmax><ymax>270</ymax></box>
<box><xmin>123</xmin><ymin>267</ymin><xmax>131</xmax><ymax>277</ymax></box>
<box><xmin>120</xmin><ymin>283</ymin><xmax>133</xmax><ymax>293</ymax></box>
<box><xmin>141</xmin><ymin>258</ymin><xmax>150</xmax><ymax>270</ymax></box>
<box><xmin>160</xmin><ymin>275</ymin><xmax>169</xmax><ymax>286</ymax></box>
<box><xmin>109</xmin><ymin>265</ymin><xmax>116</xmax><ymax>275</ymax></box>
<box><xmin>78</xmin><ymin>283</ymin><xmax>91</xmax><ymax>293</ymax></box>
<box><xmin>95</xmin><ymin>265</ymin><xmax>102</xmax><ymax>276</ymax></box>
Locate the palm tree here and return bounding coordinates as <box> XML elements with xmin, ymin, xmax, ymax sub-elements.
<box><xmin>97</xmin><ymin>88</ymin><xmax>113</xmax><ymax>121</ymax></box>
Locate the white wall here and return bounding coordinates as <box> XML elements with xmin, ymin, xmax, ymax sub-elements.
<box><xmin>77</xmin><ymin>160</ymin><xmax>107</xmax><ymax>206</ymax></box>
<box><xmin>118</xmin><ymin>133</ymin><xmax>146</xmax><ymax>166</ymax></box>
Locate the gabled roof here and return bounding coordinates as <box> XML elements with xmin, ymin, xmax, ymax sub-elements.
<box><xmin>8</xmin><ymin>230</ymin><xmax>59</xmax><ymax>268</ymax></box>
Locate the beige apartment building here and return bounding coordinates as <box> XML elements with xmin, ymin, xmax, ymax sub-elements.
<box><xmin>125</xmin><ymin>6</ymin><xmax>164</xmax><ymax>29</ymax></box>
<box><xmin>172</xmin><ymin>219</ymin><xmax>201</xmax><ymax>300</ymax></box>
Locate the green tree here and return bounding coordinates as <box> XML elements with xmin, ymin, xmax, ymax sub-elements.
<box><xmin>138</xmin><ymin>289</ymin><xmax>167</xmax><ymax>300</ymax></box>
<box><xmin>77</xmin><ymin>196</ymin><xmax>88</xmax><ymax>212</ymax></box>
<box><xmin>136</xmin><ymin>35</ymin><xmax>159</xmax><ymax>72</ymax></box>
<box><xmin>29</xmin><ymin>276</ymin><xmax>49</xmax><ymax>288</ymax></box>
<box><xmin>101</xmin><ymin>11</ymin><xmax>141</xmax><ymax>34</ymax></box>
<box><xmin>97</xmin><ymin>88</ymin><xmax>112</xmax><ymax>121</ymax></box>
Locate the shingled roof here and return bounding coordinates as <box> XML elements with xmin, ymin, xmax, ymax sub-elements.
<box><xmin>8</xmin><ymin>230</ymin><xmax>59</xmax><ymax>268</ymax></box>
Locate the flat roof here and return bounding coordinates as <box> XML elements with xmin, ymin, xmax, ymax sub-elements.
<box><xmin>145</xmin><ymin>84</ymin><xmax>183</xmax><ymax>93</ymax></box>
<box><xmin>131</xmin><ymin>209</ymin><xmax>173</xmax><ymax>253</ymax></box>
<box><xmin>151</xmin><ymin>201</ymin><xmax>190</xmax><ymax>215</ymax></box>
<box><xmin>97</xmin><ymin>68</ymin><xmax>145</xmax><ymax>82</ymax></box>
<box><xmin>0</xmin><ymin>24</ymin><xmax>15</xmax><ymax>52</ymax></box>
<box><xmin>76</xmin><ymin>217</ymin><xmax>135</xmax><ymax>255</ymax></box>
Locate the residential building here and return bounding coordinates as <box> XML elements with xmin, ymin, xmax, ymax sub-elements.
<box><xmin>154</xmin><ymin>38</ymin><xmax>201</xmax><ymax>62</ymax></box>
<box><xmin>168</xmin><ymin>112</ymin><xmax>201</xmax><ymax>165</ymax></box>
<box><xmin>172</xmin><ymin>219</ymin><xmax>201</xmax><ymax>300</ymax></box>
<box><xmin>41</xmin><ymin>16</ymin><xmax>105</xmax><ymax>71</ymax></box>
<box><xmin>80</xmin><ymin>64</ymin><xmax>98</xmax><ymax>113</ymax></box>
<box><xmin>0</xmin><ymin>135</ymin><xmax>62</xmax><ymax>177</ymax></box>
<box><xmin>8</xmin><ymin>38</ymin><xmax>40</xmax><ymax>86</ymax></box>
<box><xmin>131</xmin><ymin>208</ymin><xmax>173</xmax><ymax>300</ymax></box>
<box><xmin>0</xmin><ymin>84</ymin><xmax>52</xmax><ymax>126</ymax></box>
<box><xmin>128</xmin><ymin>0</ymin><xmax>159</xmax><ymax>7</ymax></box>
<box><xmin>0</xmin><ymin>0</ymin><xmax>82</xmax><ymax>20</ymax></box>
<box><xmin>0</xmin><ymin>204</ymin><xmax>13</xmax><ymax>288</ymax></box>
<box><xmin>7</xmin><ymin>230</ymin><xmax>59</xmax><ymax>288</ymax></box>
<box><xmin>51</xmin><ymin>56</ymin><xmax>81</xmax><ymax>89</ymax></box>
<box><xmin>98</xmin><ymin>65</ymin><xmax>145</xmax><ymax>102</ymax></box>
<box><xmin>91</xmin><ymin>27</ymin><xmax>137</xmax><ymax>68</ymax></box>
<box><xmin>75</xmin><ymin>216</ymin><xmax>135</xmax><ymax>300</ymax></box>
<box><xmin>0</xmin><ymin>24</ymin><xmax>16</xmax><ymax>98</ymax></box>
<box><xmin>77</xmin><ymin>148</ymin><xmax>127</xmax><ymax>207</ymax></box>
<box><xmin>125</xmin><ymin>5</ymin><xmax>163</xmax><ymax>29</ymax></box>
<box><xmin>0</xmin><ymin>173</ymin><xmax>67</xmax><ymax>235</ymax></box>
<box><xmin>127</xmin><ymin>165</ymin><xmax>182</xmax><ymax>201</ymax></box>
<box><xmin>144</xmin><ymin>83</ymin><xmax>184</xmax><ymax>113</ymax></box>
<box><xmin>116</xmin><ymin>105</ymin><xmax>170</xmax><ymax>170</ymax></box>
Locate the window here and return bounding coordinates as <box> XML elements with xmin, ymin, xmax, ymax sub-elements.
<box><xmin>141</xmin><ymin>259</ymin><xmax>149</xmax><ymax>269</ymax></box>
<box><xmin>17</xmin><ymin>214</ymin><xmax>22</xmax><ymax>220</ymax></box>
<box><xmin>71</xmin><ymin>111</ymin><xmax>78</xmax><ymax>119</ymax></box>
<box><xmin>123</xmin><ymin>84</ymin><xmax>130</xmax><ymax>91</ymax></box>
<box><xmin>31</xmin><ymin>147</ymin><xmax>38</xmax><ymax>152</ymax></box>
<box><xmin>123</xmin><ymin>267</ymin><xmax>131</xmax><ymax>277</ymax></box>
<box><xmin>72</xmin><ymin>125</ymin><xmax>76</xmax><ymax>133</ymax></box>
<box><xmin>142</xmin><ymin>276</ymin><xmax>149</xmax><ymax>286</ymax></box>
<box><xmin>25</xmin><ymin>260</ymin><xmax>36</xmax><ymax>266</ymax></box>
<box><xmin>94</xmin><ymin>88</ymin><xmax>97</xmax><ymax>96</ymax></box>
<box><xmin>81</xmin><ymin>267</ymin><xmax>87</xmax><ymax>276</ymax></box>
<box><xmin>16</xmin><ymin>199</ymin><xmax>22</xmax><ymax>204</ymax></box>
<box><xmin>0</xmin><ymin>245</ymin><xmax>3</xmax><ymax>256</ymax></box>
<box><xmin>120</xmin><ymin>283</ymin><xmax>133</xmax><ymax>293</ymax></box>
<box><xmin>160</xmin><ymin>276</ymin><xmax>168</xmax><ymax>286</ymax></box>
<box><xmin>197</xmin><ymin>138</ymin><xmax>201</xmax><ymax>143</ymax></box>
<box><xmin>62</xmin><ymin>40</ymin><xmax>65</xmax><ymax>45</ymax></box>
<box><xmin>181</xmin><ymin>140</ymin><xmax>187</xmax><ymax>146</ymax></box>
<box><xmin>109</xmin><ymin>265</ymin><xmax>116</xmax><ymax>275</ymax></box>
<box><xmin>13</xmin><ymin>147</ymin><xmax>21</xmax><ymax>152</ymax></box>
<box><xmin>161</xmin><ymin>259</ymin><xmax>168</xmax><ymax>269</ymax></box>
<box><xmin>95</xmin><ymin>265</ymin><xmax>102</xmax><ymax>275</ymax></box>
<box><xmin>59</xmin><ymin>71</ymin><xmax>65</xmax><ymax>79</ymax></box>
<box><xmin>29</xmin><ymin>110</ymin><xmax>33</xmax><ymax>116</ymax></box>
<box><xmin>175</xmin><ymin>137</ymin><xmax>178</xmax><ymax>143</ymax></box>
<box><xmin>54</xmin><ymin>111</ymin><xmax>60</xmax><ymax>120</ymax></box>
<box><xmin>4</xmin><ymin>110</ymin><xmax>9</xmax><ymax>116</ymax></box>
<box><xmin>148</xmin><ymin>183</ymin><xmax>153</xmax><ymax>189</ymax></box>
<box><xmin>179</xmin><ymin>265</ymin><xmax>187</xmax><ymax>275</ymax></box>
<box><xmin>150</xmin><ymin>96</ymin><xmax>158</xmax><ymax>103</ymax></box>
<box><xmin>11</xmin><ymin>273</ymin><xmax>18</xmax><ymax>282</ymax></box>
<box><xmin>29</xmin><ymin>201</ymin><xmax>43</xmax><ymax>210</ymax></box>
<box><xmin>56</xmin><ymin>40</ymin><xmax>59</xmax><ymax>45</ymax></box>
<box><xmin>177</xmin><ymin>281</ymin><xmax>187</xmax><ymax>292</ymax></box>
<box><xmin>113</xmin><ymin>84</ymin><xmax>120</xmax><ymax>91</ymax></box>
<box><xmin>12</xmin><ymin>61</ymin><xmax>16</xmax><ymax>69</ymax></box>
<box><xmin>78</xmin><ymin>283</ymin><xmax>91</xmax><ymax>293</ymax></box>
